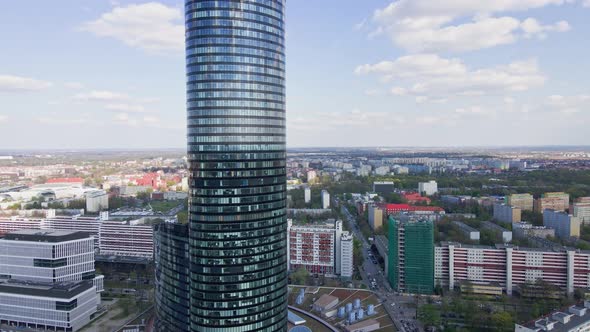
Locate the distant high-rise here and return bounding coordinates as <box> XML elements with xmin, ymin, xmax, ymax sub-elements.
<box><xmin>184</xmin><ymin>1</ymin><xmax>288</xmax><ymax>331</ymax></box>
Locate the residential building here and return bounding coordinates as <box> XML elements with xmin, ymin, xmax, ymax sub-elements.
<box><xmin>493</xmin><ymin>203</ymin><xmax>522</xmax><ymax>224</ymax></box>
<box><xmin>515</xmin><ymin>301</ymin><xmax>590</xmax><ymax>332</ymax></box>
<box><xmin>481</xmin><ymin>221</ymin><xmax>512</xmax><ymax>243</ymax></box>
<box><xmin>435</xmin><ymin>242</ymin><xmax>590</xmax><ymax>296</ymax></box>
<box><xmin>402</xmin><ymin>192</ymin><xmax>431</xmax><ymax>205</ymax></box>
<box><xmin>388</xmin><ymin>217</ymin><xmax>434</xmax><ymax>294</ymax></box>
<box><xmin>507</xmin><ymin>193</ymin><xmax>534</xmax><ymax>211</ymax></box>
<box><xmin>154</xmin><ymin>222</ymin><xmax>190</xmax><ymax>331</ymax></box>
<box><xmin>322</xmin><ymin>190</ymin><xmax>330</xmax><ymax>209</ymax></box>
<box><xmin>368</xmin><ymin>204</ymin><xmax>384</xmax><ymax>230</ymax></box>
<box><xmin>513</xmin><ymin>222</ymin><xmax>555</xmax><ymax>239</ymax></box>
<box><xmin>307</xmin><ymin>170</ymin><xmax>317</xmax><ymax>183</ymax></box>
<box><xmin>340</xmin><ymin>232</ymin><xmax>354</xmax><ymax>278</ymax></box>
<box><xmin>372</xmin><ymin>182</ymin><xmax>395</xmax><ymax>195</ymax></box>
<box><xmin>184</xmin><ymin>1</ymin><xmax>289</xmax><ymax>329</ymax></box>
<box><xmin>98</xmin><ymin>220</ymin><xmax>154</xmax><ymax>258</ymax></box>
<box><xmin>535</xmin><ymin>192</ymin><xmax>570</xmax><ymax>213</ymax></box>
<box><xmin>85</xmin><ymin>190</ymin><xmax>108</xmax><ymax>213</ymax></box>
<box><xmin>304</xmin><ymin>186</ymin><xmax>311</xmax><ymax>204</ymax></box>
<box><xmin>287</xmin><ymin>219</ymin><xmax>352</xmax><ymax>277</ymax></box>
<box><xmin>374</xmin><ymin>166</ymin><xmax>390</xmax><ymax>176</ymax></box>
<box><xmin>573</xmin><ymin>197</ymin><xmax>590</xmax><ymax>224</ymax></box>
<box><xmin>452</xmin><ymin>221</ymin><xmax>480</xmax><ymax>241</ymax></box>
<box><xmin>543</xmin><ymin>209</ymin><xmax>580</xmax><ymax>239</ymax></box>
<box><xmin>418</xmin><ymin>180</ymin><xmax>438</xmax><ymax>196</ymax></box>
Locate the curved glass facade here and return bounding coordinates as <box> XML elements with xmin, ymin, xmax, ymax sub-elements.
<box><xmin>185</xmin><ymin>1</ymin><xmax>288</xmax><ymax>331</ymax></box>
<box><xmin>154</xmin><ymin>223</ymin><xmax>190</xmax><ymax>331</ymax></box>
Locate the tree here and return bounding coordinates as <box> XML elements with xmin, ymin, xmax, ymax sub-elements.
<box><xmin>418</xmin><ymin>304</ymin><xmax>441</xmax><ymax>327</ymax></box>
<box><xmin>491</xmin><ymin>311</ymin><xmax>513</xmax><ymax>332</ymax></box>
<box><xmin>290</xmin><ymin>267</ymin><xmax>309</xmax><ymax>285</ymax></box>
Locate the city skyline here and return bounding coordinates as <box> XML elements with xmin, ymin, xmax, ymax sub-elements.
<box><xmin>1</xmin><ymin>0</ymin><xmax>590</xmax><ymax>149</ymax></box>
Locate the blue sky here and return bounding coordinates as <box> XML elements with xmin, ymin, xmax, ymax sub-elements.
<box><xmin>1</xmin><ymin>0</ymin><xmax>589</xmax><ymax>149</ymax></box>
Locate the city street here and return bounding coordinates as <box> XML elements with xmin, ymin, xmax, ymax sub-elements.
<box><xmin>339</xmin><ymin>201</ymin><xmax>423</xmax><ymax>332</ymax></box>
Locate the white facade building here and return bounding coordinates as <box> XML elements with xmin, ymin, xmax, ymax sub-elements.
<box><xmin>304</xmin><ymin>186</ymin><xmax>311</xmax><ymax>204</ymax></box>
<box><xmin>99</xmin><ymin>220</ymin><xmax>154</xmax><ymax>259</ymax></box>
<box><xmin>0</xmin><ymin>279</ymin><xmax>98</xmax><ymax>332</ymax></box>
<box><xmin>307</xmin><ymin>170</ymin><xmax>317</xmax><ymax>183</ymax></box>
<box><xmin>573</xmin><ymin>198</ymin><xmax>590</xmax><ymax>224</ymax></box>
<box><xmin>287</xmin><ymin>219</ymin><xmax>352</xmax><ymax>277</ymax></box>
<box><xmin>340</xmin><ymin>232</ymin><xmax>354</xmax><ymax>278</ymax></box>
<box><xmin>418</xmin><ymin>180</ymin><xmax>438</xmax><ymax>196</ymax></box>
<box><xmin>321</xmin><ymin>190</ymin><xmax>330</xmax><ymax>209</ymax></box>
<box><xmin>85</xmin><ymin>190</ymin><xmax>108</xmax><ymax>213</ymax></box>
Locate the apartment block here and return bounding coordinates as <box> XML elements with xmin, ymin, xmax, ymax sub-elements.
<box><xmin>493</xmin><ymin>203</ymin><xmax>522</xmax><ymax>224</ymax></box>
<box><xmin>507</xmin><ymin>193</ymin><xmax>534</xmax><ymax>211</ymax></box>
<box><xmin>535</xmin><ymin>192</ymin><xmax>570</xmax><ymax>213</ymax></box>
<box><xmin>573</xmin><ymin>197</ymin><xmax>590</xmax><ymax>224</ymax></box>
<box><xmin>418</xmin><ymin>180</ymin><xmax>438</xmax><ymax>196</ymax></box>
<box><xmin>435</xmin><ymin>242</ymin><xmax>590</xmax><ymax>296</ymax></box>
<box><xmin>543</xmin><ymin>209</ymin><xmax>580</xmax><ymax>239</ymax></box>
<box><xmin>368</xmin><ymin>204</ymin><xmax>384</xmax><ymax>231</ymax></box>
<box><xmin>287</xmin><ymin>219</ymin><xmax>353</xmax><ymax>277</ymax></box>
<box><xmin>388</xmin><ymin>217</ymin><xmax>434</xmax><ymax>294</ymax></box>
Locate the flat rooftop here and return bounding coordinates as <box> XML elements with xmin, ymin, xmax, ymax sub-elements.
<box><xmin>2</xmin><ymin>229</ymin><xmax>90</xmax><ymax>242</ymax></box>
<box><xmin>0</xmin><ymin>279</ymin><xmax>93</xmax><ymax>299</ymax></box>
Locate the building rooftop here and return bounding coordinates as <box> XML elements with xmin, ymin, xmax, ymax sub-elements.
<box><xmin>517</xmin><ymin>302</ymin><xmax>590</xmax><ymax>332</ymax></box>
<box><xmin>0</xmin><ymin>279</ymin><xmax>93</xmax><ymax>299</ymax></box>
<box><xmin>344</xmin><ymin>319</ymin><xmax>380</xmax><ymax>332</ymax></box>
<box><xmin>2</xmin><ymin>229</ymin><xmax>90</xmax><ymax>243</ymax></box>
<box><xmin>313</xmin><ymin>294</ymin><xmax>338</xmax><ymax>308</ymax></box>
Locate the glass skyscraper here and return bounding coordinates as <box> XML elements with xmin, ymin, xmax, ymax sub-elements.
<box><xmin>185</xmin><ymin>1</ymin><xmax>288</xmax><ymax>331</ymax></box>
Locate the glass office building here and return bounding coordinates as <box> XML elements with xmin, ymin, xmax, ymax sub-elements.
<box><xmin>185</xmin><ymin>0</ymin><xmax>288</xmax><ymax>331</ymax></box>
<box><xmin>154</xmin><ymin>222</ymin><xmax>190</xmax><ymax>331</ymax></box>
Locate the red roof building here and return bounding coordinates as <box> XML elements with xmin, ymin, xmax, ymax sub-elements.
<box><xmin>379</xmin><ymin>203</ymin><xmax>444</xmax><ymax>214</ymax></box>
<box><xmin>46</xmin><ymin>177</ymin><xmax>84</xmax><ymax>184</ymax></box>
<box><xmin>402</xmin><ymin>192</ymin><xmax>431</xmax><ymax>205</ymax></box>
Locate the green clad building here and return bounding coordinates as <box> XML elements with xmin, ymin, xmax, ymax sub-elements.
<box><xmin>387</xmin><ymin>216</ymin><xmax>434</xmax><ymax>294</ymax></box>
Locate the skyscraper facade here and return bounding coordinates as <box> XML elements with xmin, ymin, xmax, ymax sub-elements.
<box><xmin>185</xmin><ymin>1</ymin><xmax>288</xmax><ymax>331</ymax></box>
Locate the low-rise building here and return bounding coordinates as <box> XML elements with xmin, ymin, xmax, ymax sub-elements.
<box><xmin>372</xmin><ymin>182</ymin><xmax>394</xmax><ymax>195</ymax></box>
<box><xmin>515</xmin><ymin>301</ymin><xmax>590</xmax><ymax>332</ymax></box>
<box><xmin>481</xmin><ymin>221</ymin><xmax>512</xmax><ymax>243</ymax></box>
<box><xmin>312</xmin><ymin>294</ymin><xmax>339</xmax><ymax>313</ymax></box>
<box><xmin>452</xmin><ymin>221</ymin><xmax>480</xmax><ymax>241</ymax></box>
<box><xmin>344</xmin><ymin>319</ymin><xmax>381</xmax><ymax>332</ymax></box>
<box><xmin>513</xmin><ymin>222</ymin><xmax>555</xmax><ymax>239</ymax></box>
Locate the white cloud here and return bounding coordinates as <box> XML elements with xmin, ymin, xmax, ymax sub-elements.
<box><xmin>0</xmin><ymin>115</ymin><xmax>7</xmax><ymax>123</ymax></box>
<box><xmin>0</xmin><ymin>75</ymin><xmax>52</xmax><ymax>92</ymax></box>
<box><xmin>521</xmin><ymin>18</ymin><xmax>571</xmax><ymax>39</ymax></box>
<box><xmin>37</xmin><ymin>116</ymin><xmax>88</xmax><ymax>125</ymax></box>
<box><xmin>356</xmin><ymin>55</ymin><xmax>545</xmax><ymax>98</ymax></box>
<box><xmin>64</xmin><ymin>82</ymin><xmax>84</xmax><ymax>89</ymax></box>
<box><xmin>105</xmin><ymin>103</ymin><xmax>150</xmax><ymax>113</ymax></box>
<box><xmin>371</xmin><ymin>0</ymin><xmax>574</xmax><ymax>52</ymax></box>
<box><xmin>73</xmin><ymin>90</ymin><xmax>129</xmax><ymax>102</ymax></box>
<box><xmin>584</xmin><ymin>0</ymin><xmax>590</xmax><ymax>7</ymax></box>
<box><xmin>546</xmin><ymin>94</ymin><xmax>590</xmax><ymax>114</ymax></box>
<box><xmin>81</xmin><ymin>2</ymin><xmax>183</xmax><ymax>53</ymax></box>
<box><xmin>288</xmin><ymin>110</ymin><xmax>405</xmax><ymax>133</ymax></box>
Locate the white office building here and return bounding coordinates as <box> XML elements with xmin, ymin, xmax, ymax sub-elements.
<box><xmin>418</xmin><ymin>180</ymin><xmax>438</xmax><ymax>196</ymax></box>
<box><xmin>321</xmin><ymin>190</ymin><xmax>330</xmax><ymax>209</ymax></box>
<box><xmin>304</xmin><ymin>186</ymin><xmax>311</xmax><ymax>204</ymax></box>
<box><xmin>0</xmin><ymin>230</ymin><xmax>102</xmax><ymax>288</ymax></box>
<box><xmin>0</xmin><ymin>230</ymin><xmax>102</xmax><ymax>332</ymax></box>
<box><xmin>85</xmin><ymin>190</ymin><xmax>109</xmax><ymax>213</ymax></box>
<box><xmin>340</xmin><ymin>232</ymin><xmax>354</xmax><ymax>278</ymax></box>
<box><xmin>0</xmin><ymin>279</ymin><xmax>98</xmax><ymax>332</ymax></box>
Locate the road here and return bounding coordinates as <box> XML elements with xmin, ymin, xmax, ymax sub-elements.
<box><xmin>339</xmin><ymin>200</ymin><xmax>423</xmax><ymax>332</ymax></box>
